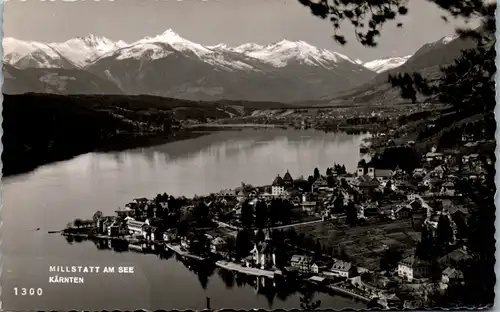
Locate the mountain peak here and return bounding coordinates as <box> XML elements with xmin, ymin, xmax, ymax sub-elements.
<box><xmin>233</xmin><ymin>43</ymin><xmax>264</xmax><ymax>53</ymax></box>
<box><xmin>363</xmin><ymin>55</ymin><xmax>412</xmax><ymax>73</ymax></box>
<box><xmin>138</xmin><ymin>28</ymin><xmax>187</xmax><ymax>45</ymax></box>
<box><xmin>208</xmin><ymin>43</ymin><xmax>229</xmax><ymax>50</ymax></box>
<box><xmin>76</xmin><ymin>33</ymin><xmax>101</xmax><ymax>42</ymax></box>
<box><xmin>273</xmin><ymin>39</ymin><xmax>314</xmax><ymax>49</ymax></box>
<box><xmin>159</xmin><ymin>28</ymin><xmax>184</xmax><ymax>41</ymax></box>
<box><xmin>67</xmin><ymin>34</ymin><xmax>122</xmax><ymax>47</ymax></box>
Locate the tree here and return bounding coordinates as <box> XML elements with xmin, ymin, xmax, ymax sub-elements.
<box><xmin>326</xmin><ymin>167</ymin><xmax>333</xmax><ymax>176</ymax></box>
<box><xmin>193</xmin><ymin>202</ymin><xmax>210</xmax><ymax>227</ymax></box>
<box><xmin>240</xmin><ymin>201</ymin><xmax>254</xmax><ymax>228</ymax></box>
<box><xmin>307</xmin><ymin>175</ymin><xmax>315</xmax><ymax>187</ymax></box>
<box><xmin>92</xmin><ymin>210</ymin><xmax>103</xmax><ymax>221</ymax></box>
<box><xmin>146</xmin><ymin>204</ymin><xmax>155</xmax><ymax>218</ymax></box>
<box><xmin>255</xmin><ymin>228</ymin><xmax>266</xmax><ymax>243</ymax></box>
<box><xmin>254</xmin><ymin>200</ymin><xmax>268</xmax><ymax>229</ymax></box>
<box><xmin>235</xmin><ymin>230</ymin><xmax>252</xmax><ymax>259</ymax></box>
<box><xmin>73</xmin><ymin>218</ymin><xmax>83</xmax><ymax>228</ymax></box>
<box><xmin>314</xmin><ymin>239</ymin><xmax>323</xmax><ymax>258</ymax></box>
<box><xmin>224</xmin><ymin>236</ymin><xmax>237</xmax><ymax>257</ymax></box>
<box><xmin>358</xmin><ymin>159</ymin><xmax>367</xmax><ymax>168</ymax></box>
<box><xmin>280</xmin><ymin>199</ymin><xmax>293</xmax><ymax>225</ymax></box>
<box><xmin>436</xmin><ymin>214</ymin><xmax>454</xmax><ymax>247</ymax></box>
<box><xmin>177</xmin><ymin>219</ymin><xmax>189</xmax><ymax>237</ymax></box>
<box><xmin>313</xmin><ymin>167</ymin><xmax>320</xmax><ymax>180</ymax></box>
<box><xmin>268</xmin><ymin>199</ymin><xmax>281</xmax><ymax>226</ymax></box>
<box><xmin>333</xmin><ymin>196</ymin><xmax>344</xmax><ymax>214</ymax></box>
<box><xmin>297</xmin><ymin>0</ymin><xmax>495</xmax><ymax>106</ymax></box>
<box><xmin>380</xmin><ymin>245</ymin><xmax>403</xmax><ymax>271</ymax></box>
<box><xmin>345</xmin><ymin>200</ymin><xmax>358</xmax><ymax>227</ymax></box>
<box><xmin>416</xmin><ymin>225</ymin><xmax>439</xmax><ymax>261</ymax></box>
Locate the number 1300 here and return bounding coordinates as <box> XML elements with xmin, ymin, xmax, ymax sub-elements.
<box><xmin>13</xmin><ymin>288</ymin><xmax>43</xmax><ymax>296</ymax></box>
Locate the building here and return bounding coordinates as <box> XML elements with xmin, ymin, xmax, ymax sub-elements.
<box><xmin>97</xmin><ymin>216</ymin><xmax>114</xmax><ymax>234</ymax></box>
<box><xmin>250</xmin><ymin>241</ymin><xmax>276</xmax><ymax>269</ymax></box>
<box><xmin>311</xmin><ymin>176</ymin><xmax>328</xmax><ymax>192</ymax></box>
<box><xmin>439</xmin><ymin>247</ymin><xmax>472</xmax><ymax>268</ymax></box>
<box><xmin>357</xmin><ymin>165</ymin><xmax>366</xmax><ymax>177</ymax></box>
<box><xmin>366</xmin><ymin>168</ymin><xmax>394</xmax><ymax>182</ymax></box>
<box><xmin>237</xmin><ymin>190</ymin><xmax>248</xmax><ymax>201</ymax></box>
<box><xmin>395</xmin><ymin>205</ymin><xmax>412</xmax><ymax>219</ymax></box>
<box><xmin>398</xmin><ymin>256</ymin><xmax>431</xmax><ymax>282</ymax></box>
<box><xmin>271</xmin><ymin>175</ymin><xmax>286</xmax><ymax>196</ymax></box>
<box><xmin>219</xmin><ymin>189</ymin><xmax>237</xmax><ymax>197</ymax></box>
<box><xmin>210</xmin><ymin>237</ymin><xmax>227</xmax><ymax>254</ymax></box>
<box><xmin>107</xmin><ymin>224</ymin><xmax>120</xmax><ymax>237</ymax></box>
<box><xmin>150</xmin><ymin>227</ymin><xmax>164</xmax><ymax>242</ymax></box>
<box><xmin>356</xmin><ymin>175</ymin><xmax>380</xmax><ymax>191</ymax></box>
<box><xmin>330</xmin><ymin>260</ymin><xmax>356</xmax><ymax>278</ymax></box>
<box><xmin>282</xmin><ymin>170</ymin><xmax>294</xmax><ymax>188</ymax></box>
<box><xmin>433</xmin><ymin>165</ymin><xmax>446</xmax><ymax>178</ymax></box>
<box><xmin>441</xmin><ymin>267</ymin><xmax>464</xmax><ymax>284</ymax></box>
<box><xmin>126</xmin><ymin>219</ymin><xmax>146</xmax><ymax>236</ymax></box>
<box><xmin>290</xmin><ymin>254</ymin><xmax>312</xmax><ymax>273</ymax></box>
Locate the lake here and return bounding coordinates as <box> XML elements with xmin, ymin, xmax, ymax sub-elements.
<box><xmin>2</xmin><ymin>129</ymin><xmax>369</xmax><ymax>310</ymax></box>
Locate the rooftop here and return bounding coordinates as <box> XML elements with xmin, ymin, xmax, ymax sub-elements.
<box><xmin>331</xmin><ymin>260</ymin><xmax>352</xmax><ymax>272</ymax></box>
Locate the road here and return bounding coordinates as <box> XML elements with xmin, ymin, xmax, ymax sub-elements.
<box><xmin>216</xmin><ymin>216</ymin><xmax>348</xmax><ymax>232</ymax></box>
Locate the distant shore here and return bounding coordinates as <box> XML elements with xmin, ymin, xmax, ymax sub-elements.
<box><xmin>3</xmin><ymin>129</ymin><xmax>211</xmax><ymax>178</ymax></box>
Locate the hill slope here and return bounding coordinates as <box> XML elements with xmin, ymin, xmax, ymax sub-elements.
<box><xmin>2</xmin><ymin>62</ymin><xmax>123</xmax><ymax>94</ymax></box>
<box><xmin>2</xmin><ymin>93</ymin><xmax>292</xmax><ymax>176</ymax></box>
<box><xmin>327</xmin><ymin>33</ymin><xmax>478</xmax><ymax>106</ymax></box>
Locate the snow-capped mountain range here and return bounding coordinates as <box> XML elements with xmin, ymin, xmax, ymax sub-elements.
<box><xmin>3</xmin><ymin>35</ymin><xmax>128</xmax><ymax>68</ymax></box>
<box><xmin>363</xmin><ymin>55</ymin><xmax>412</xmax><ymax>73</ymax></box>
<box><xmin>4</xmin><ymin>29</ymin><xmax>365</xmax><ymax>71</ymax></box>
<box><xmin>2</xmin><ymin>29</ymin><xmax>463</xmax><ymax>102</ymax></box>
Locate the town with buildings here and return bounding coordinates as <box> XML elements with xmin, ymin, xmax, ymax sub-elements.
<box><xmin>61</xmin><ymin>126</ymin><xmax>494</xmax><ymax>309</ymax></box>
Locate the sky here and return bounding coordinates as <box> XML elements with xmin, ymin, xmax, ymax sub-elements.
<box><xmin>3</xmin><ymin>0</ymin><xmax>476</xmax><ymax>62</ymax></box>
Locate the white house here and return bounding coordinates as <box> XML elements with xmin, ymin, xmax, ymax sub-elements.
<box><xmin>271</xmin><ymin>175</ymin><xmax>286</xmax><ymax>196</ymax></box>
<box><xmin>424</xmin><ymin>147</ymin><xmax>444</xmax><ymax>162</ymax></box>
<box><xmin>310</xmin><ymin>263</ymin><xmax>320</xmax><ymax>274</ymax></box>
<box><xmin>441</xmin><ymin>267</ymin><xmax>464</xmax><ymax>284</ymax></box>
<box><xmin>398</xmin><ymin>256</ymin><xmax>431</xmax><ymax>282</ymax></box>
<box><xmin>330</xmin><ymin>260</ymin><xmax>355</xmax><ymax>278</ymax></box>
<box><xmin>251</xmin><ymin>242</ymin><xmax>276</xmax><ymax>269</ymax></box>
<box><xmin>290</xmin><ymin>254</ymin><xmax>312</xmax><ymax>273</ymax></box>
<box><xmin>372</xmin><ymin>169</ymin><xmax>394</xmax><ymax>183</ymax></box>
<box><xmin>126</xmin><ymin>219</ymin><xmax>146</xmax><ymax>236</ymax></box>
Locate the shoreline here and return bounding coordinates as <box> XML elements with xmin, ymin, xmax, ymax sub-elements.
<box><xmin>3</xmin><ymin>129</ymin><xmax>212</xmax><ymax>178</ymax></box>
<box><xmin>60</xmin><ymin>231</ymin><xmax>369</xmax><ymax>304</ymax></box>
<box><xmin>4</xmin><ymin>123</ymin><xmax>372</xmax><ymax>178</ymax></box>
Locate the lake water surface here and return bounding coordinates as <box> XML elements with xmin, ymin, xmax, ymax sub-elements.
<box><xmin>2</xmin><ymin>129</ymin><xmax>369</xmax><ymax>310</ymax></box>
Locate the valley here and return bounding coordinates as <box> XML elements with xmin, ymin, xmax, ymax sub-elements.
<box><xmin>2</xmin><ymin>27</ymin><xmax>481</xmax><ymax>176</ymax></box>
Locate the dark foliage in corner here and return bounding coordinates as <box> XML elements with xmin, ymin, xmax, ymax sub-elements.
<box><xmin>297</xmin><ymin>0</ymin><xmax>495</xmax><ymax>113</ymax></box>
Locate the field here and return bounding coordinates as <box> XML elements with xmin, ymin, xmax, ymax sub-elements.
<box><xmin>292</xmin><ymin>219</ymin><xmax>421</xmax><ymax>271</ymax></box>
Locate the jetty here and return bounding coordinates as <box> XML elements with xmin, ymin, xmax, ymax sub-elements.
<box><xmin>215</xmin><ymin>260</ymin><xmax>276</xmax><ymax>278</ymax></box>
<box><xmin>165</xmin><ymin>243</ymin><xmax>206</xmax><ymax>261</ymax></box>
